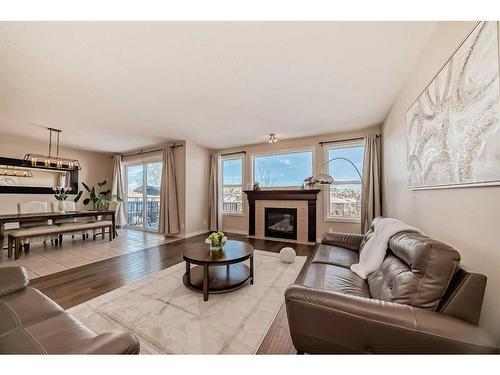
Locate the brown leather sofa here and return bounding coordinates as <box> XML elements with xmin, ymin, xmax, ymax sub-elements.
<box><xmin>285</xmin><ymin>217</ymin><xmax>499</xmax><ymax>354</ymax></box>
<box><xmin>0</xmin><ymin>266</ymin><xmax>140</xmax><ymax>354</ymax></box>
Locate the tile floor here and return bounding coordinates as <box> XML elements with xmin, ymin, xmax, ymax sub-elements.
<box><xmin>0</xmin><ymin>229</ymin><xmax>179</xmax><ymax>279</ymax></box>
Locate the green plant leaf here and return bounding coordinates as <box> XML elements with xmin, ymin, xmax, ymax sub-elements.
<box><xmin>73</xmin><ymin>190</ymin><xmax>83</xmax><ymax>203</ymax></box>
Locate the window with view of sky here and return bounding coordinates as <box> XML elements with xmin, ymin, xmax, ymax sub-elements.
<box><xmin>222</xmin><ymin>158</ymin><xmax>243</xmax><ymax>214</ymax></box>
<box><xmin>253</xmin><ymin>150</ymin><xmax>312</xmax><ymax>187</ymax></box>
<box><xmin>327</xmin><ymin>142</ymin><xmax>364</xmax><ymax>220</ymax></box>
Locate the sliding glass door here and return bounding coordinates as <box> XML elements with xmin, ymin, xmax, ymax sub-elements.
<box><xmin>125</xmin><ymin>160</ymin><xmax>162</xmax><ymax>232</ymax></box>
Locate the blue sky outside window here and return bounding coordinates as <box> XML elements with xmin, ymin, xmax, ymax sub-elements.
<box><xmin>222</xmin><ymin>158</ymin><xmax>242</xmax><ymax>185</ymax></box>
<box><xmin>253</xmin><ymin>151</ymin><xmax>312</xmax><ymax>187</ymax></box>
<box><xmin>327</xmin><ymin>145</ymin><xmax>364</xmax><ymax>181</ymax></box>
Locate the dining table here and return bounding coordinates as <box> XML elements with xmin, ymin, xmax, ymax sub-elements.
<box><xmin>0</xmin><ymin>210</ymin><xmax>116</xmax><ymax>259</ymax></box>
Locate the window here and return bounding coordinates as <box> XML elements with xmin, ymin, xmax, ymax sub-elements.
<box><xmin>326</xmin><ymin>140</ymin><xmax>365</xmax><ymax>221</ymax></box>
<box><xmin>222</xmin><ymin>156</ymin><xmax>243</xmax><ymax>214</ymax></box>
<box><xmin>252</xmin><ymin>150</ymin><xmax>313</xmax><ymax>188</ymax></box>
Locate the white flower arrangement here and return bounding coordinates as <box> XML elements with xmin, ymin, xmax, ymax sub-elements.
<box><xmin>205</xmin><ymin>231</ymin><xmax>227</xmax><ymax>249</ymax></box>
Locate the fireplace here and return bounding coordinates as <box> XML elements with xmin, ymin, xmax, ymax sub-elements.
<box><xmin>265</xmin><ymin>207</ymin><xmax>297</xmax><ymax>240</ymax></box>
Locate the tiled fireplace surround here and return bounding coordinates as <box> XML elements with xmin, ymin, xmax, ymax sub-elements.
<box><xmin>244</xmin><ymin>189</ymin><xmax>320</xmax><ymax>245</ymax></box>
<box><xmin>256</xmin><ymin>200</ymin><xmax>308</xmax><ymax>243</ymax></box>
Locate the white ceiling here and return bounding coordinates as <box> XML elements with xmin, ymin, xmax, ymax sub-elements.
<box><xmin>0</xmin><ymin>22</ymin><xmax>437</xmax><ymax>153</ymax></box>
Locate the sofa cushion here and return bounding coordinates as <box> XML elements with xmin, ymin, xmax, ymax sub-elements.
<box><xmin>0</xmin><ymin>328</ymin><xmax>46</xmax><ymax>354</ymax></box>
<box><xmin>24</xmin><ymin>313</ymin><xmax>96</xmax><ymax>354</ymax></box>
<box><xmin>0</xmin><ymin>287</ymin><xmax>64</xmax><ymax>329</ymax></box>
<box><xmin>302</xmin><ymin>263</ymin><xmax>370</xmax><ymax>298</ymax></box>
<box><xmin>311</xmin><ymin>244</ymin><xmax>359</xmax><ymax>269</ymax></box>
<box><xmin>367</xmin><ymin>232</ymin><xmax>460</xmax><ymax>310</ymax></box>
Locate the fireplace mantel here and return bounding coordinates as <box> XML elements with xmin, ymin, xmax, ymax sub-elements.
<box><xmin>243</xmin><ymin>189</ymin><xmax>321</xmax><ymax>202</ymax></box>
<box><xmin>243</xmin><ymin>189</ymin><xmax>320</xmax><ymax>243</ymax></box>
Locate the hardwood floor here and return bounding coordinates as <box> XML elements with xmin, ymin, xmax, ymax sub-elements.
<box><xmin>29</xmin><ymin>232</ymin><xmax>317</xmax><ymax>354</ymax></box>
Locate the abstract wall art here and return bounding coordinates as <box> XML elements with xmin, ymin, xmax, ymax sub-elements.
<box><xmin>406</xmin><ymin>21</ymin><xmax>500</xmax><ymax>189</ymax></box>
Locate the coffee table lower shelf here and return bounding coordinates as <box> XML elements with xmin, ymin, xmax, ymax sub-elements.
<box><xmin>183</xmin><ymin>263</ymin><xmax>253</xmax><ymax>301</ymax></box>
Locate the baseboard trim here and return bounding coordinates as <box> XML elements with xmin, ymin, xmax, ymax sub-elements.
<box><xmin>181</xmin><ymin>230</ymin><xmax>209</xmax><ymax>239</ymax></box>
<box><xmin>223</xmin><ymin>229</ymin><xmax>249</xmax><ymax>236</ymax></box>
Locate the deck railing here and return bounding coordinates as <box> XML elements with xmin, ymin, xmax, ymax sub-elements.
<box><xmin>222</xmin><ymin>202</ymin><xmax>241</xmax><ymax>213</ymax></box>
<box><xmin>127</xmin><ymin>196</ymin><xmax>160</xmax><ymax>229</ymax></box>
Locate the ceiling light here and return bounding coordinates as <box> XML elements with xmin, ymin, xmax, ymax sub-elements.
<box><xmin>24</xmin><ymin>128</ymin><xmax>81</xmax><ymax>171</ymax></box>
<box><xmin>268</xmin><ymin>133</ymin><xmax>277</xmax><ymax>143</ymax></box>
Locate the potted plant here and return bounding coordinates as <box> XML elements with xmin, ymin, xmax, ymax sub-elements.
<box><xmin>53</xmin><ymin>186</ymin><xmax>83</xmax><ymax>212</ymax></box>
<box><xmin>205</xmin><ymin>231</ymin><xmax>227</xmax><ymax>252</ymax></box>
<box><xmin>81</xmin><ymin>179</ymin><xmax>122</xmax><ymax>210</ymax></box>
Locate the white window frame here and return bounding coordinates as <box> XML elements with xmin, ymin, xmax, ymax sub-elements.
<box><xmin>324</xmin><ymin>139</ymin><xmax>365</xmax><ymax>223</ymax></box>
<box><xmin>250</xmin><ymin>148</ymin><xmax>314</xmax><ymax>190</ymax></box>
<box><xmin>221</xmin><ymin>154</ymin><xmax>244</xmax><ymax>216</ymax></box>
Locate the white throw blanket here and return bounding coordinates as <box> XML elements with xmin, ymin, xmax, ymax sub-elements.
<box><xmin>350</xmin><ymin>218</ymin><xmax>421</xmax><ymax>279</ymax></box>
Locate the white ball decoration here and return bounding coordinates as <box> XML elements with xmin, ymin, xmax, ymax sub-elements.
<box><xmin>280</xmin><ymin>247</ymin><xmax>296</xmax><ymax>263</ymax></box>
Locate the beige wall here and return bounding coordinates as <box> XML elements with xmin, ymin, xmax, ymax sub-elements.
<box><xmin>184</xmin><ymin>141</ymin><xmax>211</xmax><ymax>236</ymax></box>
<box><xmin>216</xmin><ymin>126</ymin><xmax>381</xmax><ymax>239</ymax></box>
<box><xmin>0</xmin><ymin>132</ymin><xmax>113</xmax><ymax>214</ymax></box>
<box><xmin>382</xmin><ymin>21</ymin><xmax>500</xmax><ymax>342</ymax></box>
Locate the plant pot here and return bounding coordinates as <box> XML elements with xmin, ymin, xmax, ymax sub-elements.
<box><xmin>58</xmin><ymin>200</ymin><xmax>65</xmax><ymax>213</ymax></box>
<box><xmin>209</xmin><ymin>245</ymin><xmax>223</xmax><ymax>252</ymax></box>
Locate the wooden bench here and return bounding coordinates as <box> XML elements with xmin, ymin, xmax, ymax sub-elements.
<box><xmin>7</xmin><ymin>221</ymin><xmax>114</xmax><ymax>259</ymax></box>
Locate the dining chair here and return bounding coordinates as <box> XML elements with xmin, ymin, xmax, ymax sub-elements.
<box><xmin>17</xmin><ymin>201</ymin><xmax>55</xmax><ymax>252</ymax></box>
<box><xmin>92</xmin><ymin>201</ymin><xmax>120</xmax><ymax>240</ymax></box>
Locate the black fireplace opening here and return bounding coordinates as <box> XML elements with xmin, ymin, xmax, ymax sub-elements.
<box><xmin>264</xmin><ymin>207</ymin><xmax>297</xmax><ymax>240</ymax></box>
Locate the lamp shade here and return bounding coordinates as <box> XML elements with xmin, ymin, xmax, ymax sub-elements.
<box><xmin>312</xmin><ymin>173</ymin><xmax>335</xmax><ymax>184</ymax></box>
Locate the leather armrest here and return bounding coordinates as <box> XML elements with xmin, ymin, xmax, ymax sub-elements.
<box><xmin>285</xmin><ymin>285</ymin><xmax>499</xmax><ymax>354</ymax></box>
<box><xmin>320</xmin><ymin>232</ymin><xmax>364</xmax><ymax>251</ymax></box>
<box><xmin>0</xmin><ymin>266</ymin><xmax>29</xmax><ymax>297</ymax></box>
<box><xmin>68</xmin><ymin>331</ymin><xmax>140</xmax><ymax>354</ymax></box>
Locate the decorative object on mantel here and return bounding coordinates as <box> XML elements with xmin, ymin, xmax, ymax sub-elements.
<box><xmin>23</xmin><ymin>128</ymin><xmax>81</xmax><ymax>171</ymax></box>
<box><xmin>313</xmin><ymin>157</ymin><xmax>366</xmax><ymax>192</ymax></box>
<box><xmin>268</xmin><ymin>133</ymin><xmax>277</xmax><ymax>143</ymax></box>
<box><xmin>303</xmin><ymin>176</ymin><xmax>315</xmax><ymax>188</ymax></box>
<box><xmin>406</xmin><ymin>21</ymin><xmax>500</xmax><ymax>190</ymax></box>
<box><xmin>279</xmin><ymin>247</ymin><xmax>296</xmax><ymax>263</ymax></box>
<box><xmin>252</xmin><ymin>182</ymin><xmax>261</xmax><ymax>191</ymax></box>
<box><xmin>81</xmin><ymin>179</ymin><xmax>122</xmax><ymax>210</ymax></box>
<box><xmin>205</xmin><ymin>231</ymin><xmax>227</xmax><ymax>251</ymax></box>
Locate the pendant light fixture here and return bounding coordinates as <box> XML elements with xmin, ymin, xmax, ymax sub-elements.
<box><xmin>268</xmin><ymin>133</ymin><xmax>277</xmax><ymax>143</ymax></box>
<box><xmin>23</xmin><ymin>128</ymin><xmax>81</xmax><ymax>171</ymax></box>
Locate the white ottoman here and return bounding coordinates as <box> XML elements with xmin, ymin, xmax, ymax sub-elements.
<box><xmin>280</xmin><ymin>247</ymin><xmax>296</xmax><ymax>263</ymax></box>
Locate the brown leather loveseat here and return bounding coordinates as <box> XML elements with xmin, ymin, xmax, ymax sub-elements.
<box><xmin>285</xmin><ymin>217</ymin><xmax>499</xmax><ymax>354</ymax></box>
<box><xmin>0</xmin><ymin>266</ymin><xmax>140</xmax><ymax>354</ymax></box>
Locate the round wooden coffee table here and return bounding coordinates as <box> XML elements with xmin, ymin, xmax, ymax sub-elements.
<box><xmin>182</xmin><ymin>240</ymin><xmax>254</xmax><ymax>301</ymax></box>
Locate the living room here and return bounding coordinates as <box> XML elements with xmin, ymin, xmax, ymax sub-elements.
<box><xmin>1</xmin><ymin>1</ymin><xmax>500</xmax><ymax>374</ymax></box>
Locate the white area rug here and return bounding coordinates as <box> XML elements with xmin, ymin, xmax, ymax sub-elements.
<box><xmin>69</xmin><ymin>250</ymin><xmax>306</xmax><ymax>354</ymax></box>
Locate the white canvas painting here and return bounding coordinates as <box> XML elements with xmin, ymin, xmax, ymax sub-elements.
<box><xmin>406</xmin><ymin>21</ymin><xmax>500</xmax><ymax>189</ymax></box>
